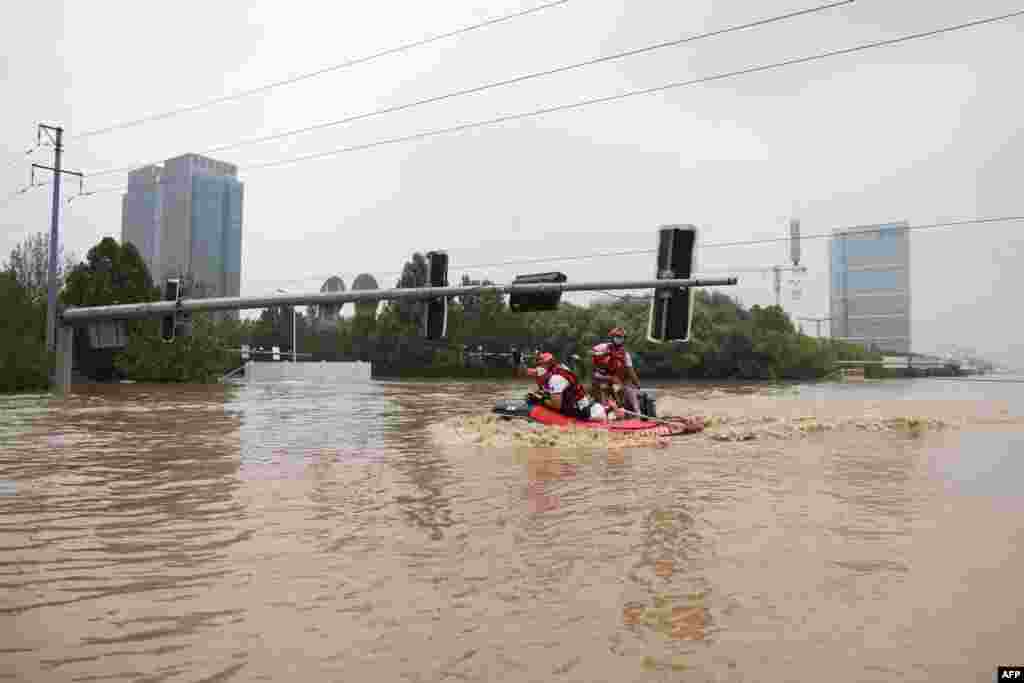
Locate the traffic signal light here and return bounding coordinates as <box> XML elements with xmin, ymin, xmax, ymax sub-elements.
<box><xmin>422</xmin><ymin>251</ymin><xmax>448</xmax><ymax>340</ymax></box>
<box><xmin>647</xmin><ymin>225</ymin><xmax>697</xmax><ymax>343</ymax></box>
<box><xmin>508</xmin><ymin>272</ymin><xmax>566</xmax><ymax>312</ymax></box>
<box><xmin>161</xmin><ymin>279</ymin><xmax>181</xmax><ymax>342</ymax></box>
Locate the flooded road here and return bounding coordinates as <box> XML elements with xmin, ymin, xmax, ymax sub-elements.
<box><xmin>1</xmin><ymin>377</ymin><xmax>1022</xmax><ymax>682</ymax></box>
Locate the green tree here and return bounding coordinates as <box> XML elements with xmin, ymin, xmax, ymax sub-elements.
<box><xmin>0</xmin><ymin>271</ymin><xmax>48</xmax><ymax>392</ymax></box>
<box><xmin>6</xmin><ymin>231</ymin><xmax>76</xmax><ymax>303</ymax></box>
<box><xmin>62</xmin><ymin>238</ymin><xmax>156</xmax><ymax>308</ymax></box>
<box><xmin>116</xmin><ymin>314</ymin><xmax>235</xmax><ymax>383</ymax></box>
<box><xmin>392</xmin><ymin>252</ymin><xmax>429</xmax><ymax>327</ymax></box>
<box><xmin>61</xmin><ymin>238</ymin><xmax>157</xmax><ymax>381</ymax></box>
<box><xmin>351</xmin><ymin>273</ymin><xmax>380</xmax><ymax>322</ymax></box>
<box><xmin>1</xmin><ymin>232</ymin><xmax>83</xmax><ymax>392</ymax></box>
<box><xmin>227</xmin><ymin>249</ymin><xmax>882</xmax><ymax>382</ymax></box>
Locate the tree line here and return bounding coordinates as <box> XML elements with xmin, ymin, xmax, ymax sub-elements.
<box><xmin>1</xmin><ymin>237</ymin><xmax>879</xmax><ymax>392</ymax></box>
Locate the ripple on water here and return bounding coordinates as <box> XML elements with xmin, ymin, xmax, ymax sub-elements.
<box><xmin>0</xmin><ymin>380</ymin><xmax>1022</xmax><ymax>681</ymax></box>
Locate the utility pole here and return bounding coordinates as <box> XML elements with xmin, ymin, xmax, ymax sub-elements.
<box><xmin>704</xmin><ymin>218</ymin><xmax>805</xmax><ymax>308</ymax></box>
<box><xmin>32</xmin><ymin>124</ymin><xmax>82</xmax><ymax>385</ymax></box>
<box><xmin>773</xmin><ymin>265</ymin><xmax>783</xmax><ymax>307</ymax></box>
<box><xmin>704</xmin><ymin>263</ymin><xmax>805</xmax><ymax>306</ymax></box>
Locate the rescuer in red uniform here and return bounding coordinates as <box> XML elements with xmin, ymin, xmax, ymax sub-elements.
<box><xmin>591</xmin><ymin>327</ymin><xmax>642</xmax><ymax>414</ymax></box>
<box><xmin>526</xmin><ymin>351</ymin><xmax>607</xmax><ymax>421</ymax></box>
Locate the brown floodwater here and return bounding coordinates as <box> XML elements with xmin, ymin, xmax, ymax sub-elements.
<box><xmin>1</xmin><ymin>377</ymin><xmax>1022</xmax><ymax>682</ymax></box>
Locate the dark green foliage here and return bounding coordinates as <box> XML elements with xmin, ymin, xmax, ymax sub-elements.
<box><xmin>3</xmin><ymin>237</ymin><xmax>883</xmax><ymax>390</ymax></box>
<box><xmin>60</xmin><ymin>238</ymin><xmax>159</xmax><ymax>381</ymax></box>
<box><xmin>244</xmin><ymin>283</ymin><xmax>879</xmax><ymax>382</ymax></box>
<box><xmin>0</xmin><ymin>232</ymin><xmax>80</xmax><ymax>392</ymax></box>
<box><xmin>0</xmin><ymin>271</ymin><xmax>49</xmax><ymax>392</ymax></box>
<box><xmin>392</xmin><ymin>252</ymin><xmax>429</xmax><ymax>326</ymax></box>
<box><xmin>62</xmin><ymin>238</ymin><xmax>157</xmax><ymax>308</ymax></box>
<box><xmin>5</xmin><ymin>231</ymin><xmax>77</xmax><ymax>303</ymax></box>
<box><xmin>116</xmin><ymin>315</ymin><xmax>235</xmax><ymax>383</ymax></box>
<box><xmin>350</xmin><ymin>273</ymin><xmax>380</xmax><ymax>320</ymax></box>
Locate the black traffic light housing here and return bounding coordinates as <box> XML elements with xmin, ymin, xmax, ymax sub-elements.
<box><xmin>422</xmin><ymin>251</ymin><xmax>448</xmax><ymax>340</ymax></box>
<box><xmin>508</xmin><ymin>272</ymin><xmax>567</xmax><ymax>312</ymax></box>
<box><xmin>161</xmin><ymin>278</ymin><xmax>181</xmax><ymax>342</ymax></box>
<box><xmin>647</xmin><ymin>225</ymin><xmax>697</xmax><ymax>343</ymax></box>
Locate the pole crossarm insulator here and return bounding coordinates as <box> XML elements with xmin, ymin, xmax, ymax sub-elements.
<box><xmin>61</xmin><ymin>276</ymin><xmax>739</xmax><ymax>323</ymax></box>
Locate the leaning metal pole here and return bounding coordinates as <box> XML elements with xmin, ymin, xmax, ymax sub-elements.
<box><xmin>54</xmin><ymin>276</ymin><xmax>738</xmax><ymax>396</ymax></box>
<box><xmin>60</xmin><ymin>277</ymin><xmax>739</xmax><ymax>323</ymax></box>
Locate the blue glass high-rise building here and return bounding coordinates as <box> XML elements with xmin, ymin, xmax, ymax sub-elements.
<box><xmin>121</xmin><ymin>154</ymin><xmax>243</xmax><ymax>317</ymax></box>
<box><xmin>829</xmin><ymin>222</ymin><xmax>911</xmax><ymax>353</ymax></box>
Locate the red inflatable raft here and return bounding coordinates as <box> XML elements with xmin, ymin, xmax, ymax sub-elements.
<box><xmin>493</xmin><ymin>399</ymin><xmax>704</xmax><ymax>437</ymax></box>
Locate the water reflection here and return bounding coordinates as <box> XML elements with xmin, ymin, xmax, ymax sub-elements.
<box><xmin>378</xmin><ymin>386</ymin><xmax>460</xmax><ymax>542</ymax></box>
<box><xmin>235</xmin><ymin>378</ymin><xmax>390</xmax><ymax>477</ymax></box>
<box><xmin>823</xmin><ymin>436</ymin><xmax>922</xmax><ymax>574</ymax></box>
<box><xmin>521</xmin><ymin>449</ymin><xmax>579</xmax><ymax>514</ymax></box>
<box><xmin>0</xmin><ymin>385</ymin><xmax>247</xmax><ymax>679</ymax></box>
<box><xmin>793</xmin><ymin>376</ymin><xmax>1024</xmax><ymax>415</ymax></box>
<box><xmin>928</xmin><ymin>429</ymin><xmax>1024</xmax><ymax>500</ymax></box>
<box><xmin>624</xmin><ymin>485</ymin><xmax>713</xmax><ymax>644</ymax></box>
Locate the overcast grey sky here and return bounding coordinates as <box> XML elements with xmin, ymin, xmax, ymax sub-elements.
<box><xmin>1</xmin><ymin>0</ymin><xmax>1022</xmax><ymax>363</ymax></box>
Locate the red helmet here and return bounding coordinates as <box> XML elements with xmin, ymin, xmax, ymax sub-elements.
<box><xmin>535</xmin><ymin>351</ymin><xmax>556</xmax><ymax>365</ymax></box>
<box><xmin>608</xmin><ymin>327</ymin><xmax>626</xmax><ymax>337</ymax></box>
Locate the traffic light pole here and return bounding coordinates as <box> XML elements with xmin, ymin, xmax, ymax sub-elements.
<box><xmin>54</xmin><ymin>225</ymin><xmax>736</xmax><ymax>396</ymax></box>
<box><xmin>60</xmin><ymin>276</ymin><xmax>738</xmax><ymax>323</ymax></box>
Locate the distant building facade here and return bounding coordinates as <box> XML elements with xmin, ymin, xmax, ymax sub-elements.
<box><xmin>121</xmin><ymin>165</ymin><xmax>163</xmax><ymax>276</ymax></box>
<box><xmin>121</xmin><ymin>154</ymin><xmax>243</xmax><ymax>315</ymax></box>
<box><xmin>829</xmin><ymin>222</ymin><xmax>911</xmax><ymax>354</ymax></box>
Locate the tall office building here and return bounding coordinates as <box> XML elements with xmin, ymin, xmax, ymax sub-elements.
<box><xmin>121</xmin><ymin>165</ymin><xmax>163</xmax><ymax>277</ymax></box>
<box><xmin>829</xmin><ymin>222</ymin><xmax>911</xmax><ymax>354</ymax></box>
<box><xmin>121</xmin><ymin>154</ymin><xmax>243</xmax><ymax>312</ymax></box>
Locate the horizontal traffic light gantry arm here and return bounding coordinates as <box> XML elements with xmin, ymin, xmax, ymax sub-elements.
<box><xmin>60</xmin><ymin>276</ymin><xmax>738</xmax><ymax>323</ymax></box>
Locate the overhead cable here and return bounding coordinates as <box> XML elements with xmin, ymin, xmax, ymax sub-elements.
<box><xmin>67</xmin><ymin>6</ymin><xmax>1024</xmax><ymax>198</ymax></box>
<box><xmin>66</xmin><ymin>0</ymin><xmax>571</xmax><ymax>141</ymax></box>
<box><xmin>84</xmin><ymin>0</ymin><xmax>853</xmax><ymax>179</ymax></box>
<box><xmin>250</xmin><ymin>215</ymin><xmax>1024</xmax><ymax>292</ymax></box>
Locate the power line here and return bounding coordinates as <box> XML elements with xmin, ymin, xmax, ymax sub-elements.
<box><xmin>66</xmin><ymin>6</ymin><xmax>1024</xmax><ymax>197</ymax></box>
<box><xmin>54</xmin><ymin>10</ymin><xmax>1024</xmax><ymax>281</ymax></box>
<box><xmin>453</xmin><ymin>215</ymin><xmax>1024</xmax><ymax>270</ymax></box>
<box><xmin>84</xmin><ymin>0</ymin><xmax>853</xmax><ymax>179</ymax></box>
<box><xmin>246</xmin><ymin>214</ymin><xmax>1024</xmax><ymax>293</ymax></box>
<box><xmin>66</xmin><ymin>0</ymin><xmax>570</xmax><ymax>141</ymax></box>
